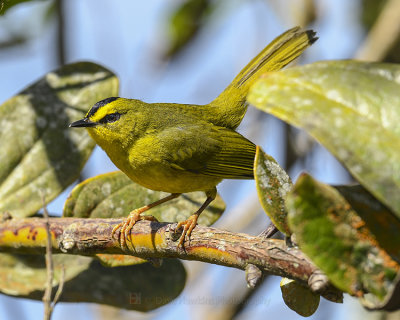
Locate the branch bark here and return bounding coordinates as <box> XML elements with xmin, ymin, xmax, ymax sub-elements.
<box><xmin>0</xmin><ymin>216</ymin><xmax>341</xmax><ymax>301</ymax></box>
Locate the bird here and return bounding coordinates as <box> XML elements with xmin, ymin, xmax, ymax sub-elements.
<box><xmin>69</xmin><ymin>27</ymin><xmax>317</xmax><ymax>249</ymax></box>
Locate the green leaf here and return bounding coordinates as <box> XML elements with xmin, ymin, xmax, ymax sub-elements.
<box><xmin>254</xmin><ymin>146</ymin><xmax>292</xmax><ymax>235</ymax></box>
<box><xmin>62</xmin><ymin>259</ymin><xmax>186</xmax><ymax>311</ymax></box>
<box><xmin>0</xmin><ymin>253</ymin><xmax>186</xmax><ymax>311</ymax></box>
<box><xmin>335</xmin><ymin>184</ymin><xmax>400</xmax><ymax>263</ymax></box>
<box><xmin>280</xmin><ymin>277</ymin><xmax>320</xmax><ymax>317</ymax></box>
<box><xmin>0</xmin><ymin>253</ymin><xmax>91</xmax><ymax>296</ymax></box>
<box><xmin>63</xmin><ymin>171</ymin><xmax>225</xmax><ymax>226</ymax></box>
<box><xmin>248</xmin><ymin>60</ymin><xmax>400</xmax><ymax>217</ymax></box>
<box><xmin>0</xmin><ymin>62</ymin><xmax>119</xmax><ymax>217</ymax></box>
<box><xmin>286</xmin><ymin>173</ymin><xmax>399</xmax><ymax>301</ymax></box>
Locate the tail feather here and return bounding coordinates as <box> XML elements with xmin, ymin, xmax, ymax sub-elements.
<box><xmin>210</xmin><ymin>27</ymin><xmax>317</xmax><ymax>129</ymax></box>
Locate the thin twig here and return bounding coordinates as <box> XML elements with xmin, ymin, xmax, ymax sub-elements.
<box><xmin>41</xmin><ymin>194</ymin><xmax>65</xmax><ymax>320</ymax></box>
<box><xmin>55</xmin><ymin>0</ymin><xmax>66</xmax><ymax>65</ymax></box>
<box><xmin>52</xmin><ymin>265</ymin><xmax>65</xmax><ymax>306</ymax></box>
<box><xmin>42</xmin><ymin>195</ymin><xmax>54</xmax><ymax>320</ymax></box>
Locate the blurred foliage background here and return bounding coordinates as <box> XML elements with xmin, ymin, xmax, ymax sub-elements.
<box><xmin>0</xmin><ymin>0</ymin><xmax>399</xmax><ymax>319</ymax></box>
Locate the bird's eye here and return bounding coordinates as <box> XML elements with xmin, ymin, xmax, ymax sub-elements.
<box><xmin>101</xmin><ymin>112</ymin><xmax>121</xmax><ymax>124</ymax></box>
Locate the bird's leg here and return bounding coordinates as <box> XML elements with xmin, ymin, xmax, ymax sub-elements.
<box><xmin>258</xmin><ymin>222</ymin><xmax>279</xmax><ymax>239</ymax></box>
<box><xmin>112</xmin><ymin>193</ymin><xmax>181</xmax><ymax>250</ymax></box>
<box><xmin>176</xmin><ymin>188</ymin><xmax>217</xmax><ymax>247</ymax></box>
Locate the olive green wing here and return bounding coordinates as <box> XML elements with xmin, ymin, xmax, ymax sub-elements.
<box><xmin>157</xmin><ymin>123</ymin><xmax>256</xmax><ymax>179</ymax></box>
<box><xmin>202</xmin><ymin>127</ymin><xmax>256</xmax><ymax>179</ymax></box>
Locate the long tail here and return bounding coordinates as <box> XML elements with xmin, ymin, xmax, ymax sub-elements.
<box><xmin>210</xmin><ymin>27</ymin><xmax>317</xmax><ymax>129</ymax></box>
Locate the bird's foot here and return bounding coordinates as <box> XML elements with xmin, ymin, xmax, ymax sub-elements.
<box><xmin>176</xmin><ymin>214</ymin><xmax>199</xmax><ymax>247</ymax></box>
<box><xmin>112</xmin><ymin>210</ymin><xmax>158</xmax><ymax>251</ymax></box>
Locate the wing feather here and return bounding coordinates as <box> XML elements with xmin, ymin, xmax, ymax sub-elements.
<box><xmin>157</xmin><ymin>122</ymin><xmax>255</xmax><ymax>179</ymax></box>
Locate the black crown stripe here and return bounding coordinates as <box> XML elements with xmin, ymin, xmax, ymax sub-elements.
<box><xmin>87</xmin><ymin>97</ymin><xmax>119</xmax><ymax>118</ymax></box>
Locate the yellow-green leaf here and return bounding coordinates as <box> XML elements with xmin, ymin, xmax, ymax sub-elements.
<box><xmin>254</xmin><ymin>146</ymin><xmax>292</xmax><ymax>235</ymax></box>
<box><xmin>63</xmin><ymin>171</ymin><xmax>225</xmax><ymax>226</ymax></box>
<box><xmin>0</xmin><ymin>62</ymin><xmax>119</xmax><ymax>217</ymax></box>
<box><xmin>248</xmin><ymin>61</ymin><xmax>400</xmax><ymax>217</ymax></box>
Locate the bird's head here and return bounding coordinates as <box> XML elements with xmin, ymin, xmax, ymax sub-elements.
<box><xmin>69</xmin><ymin>97</ymin><xmax>138</xmax><ymax>147</ymax></box>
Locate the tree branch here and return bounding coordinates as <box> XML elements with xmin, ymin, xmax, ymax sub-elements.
<box><xmin>0</xmin><ymin>216</ymin><xmax>341</xmax><ymax>301</ymax></box>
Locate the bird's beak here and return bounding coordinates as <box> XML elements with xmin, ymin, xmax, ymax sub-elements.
<box><xmin>69</xmin><ymin>118</ymin><xmax>97</xmax><ymax>128</ymax></box>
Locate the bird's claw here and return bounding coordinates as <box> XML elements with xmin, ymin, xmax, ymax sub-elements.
<box><xmin>112</xmin><ymin>210</ymin><xmax>157</xmax><ymax>251</ymax></box>
<box><xmin>176</xmin><ymin>214</ymin><xmax>199</xmax><ymax>247</ymax></box>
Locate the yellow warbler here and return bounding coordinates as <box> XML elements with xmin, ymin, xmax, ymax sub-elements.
<box><xmin>70</xmin><ymin>27</ymin><xmax>317</xmax><ymax>248</ymax></box>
